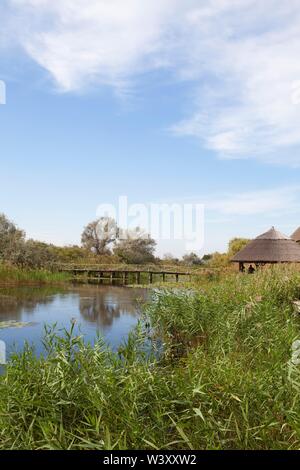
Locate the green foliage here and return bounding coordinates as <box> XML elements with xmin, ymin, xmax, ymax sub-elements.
<box><xmin>182</xmin><ymin>252</ymin><xmax>202</xmax><ymax>266</ymax></box>
<box><xmin>0</xmin><ymin>213</ymin><xmax>25</xmax><ymax>264</ymax></box>
<box><xmin>0</xmin><ymin>212</ymin><xmax>250</xmax><ymax>270</ymax></box>
<box><xmin>50</xmin><ymin>245</ymin><xmax>88</xmax><ymax>264</ymax></box>
<box><xmin>205</xmin><ymin>238</ymin><xmax>251</xmax><ymax>268</ymax></box>
<box><xmin>1</xmin><ymin>266</ymin><xmax>300</xmax><ymax>449</ymax></box>
<box><xmin>228</xmin><ymin>238</ymin><xmax>251</xmax><ymax>258</ymax></box>
<box><xmin>0</xmin><ymin>214</ymin><xmax>59</xmax><ymax>269</ymax></box>
<box><xmin>0</xmin><ymin>264</ymin><xmax>69</xmax><ymax>284</ymax></box>
<box><xmin>207</xmin><ymin>251</ymin><xmax>230</xmax><ymax>267</ymax></box>
<box><xmin>0</xmin><ymin>213</ymin><xmax>119</xmax><ymax>269</ymax></box>
<box><xmin>114</xmin><ymin>235</ymin><xmax>157</xmax><ymax>265</ymax></box>
<box><xmin>81</xmin><ymin>218</ymin><xmax>119</xmax><ymax>255</ymax></box>
<box><xmin>17</xmin><ymin>240</ymin><xmax>58</xmax><ymax>269</ymax></box>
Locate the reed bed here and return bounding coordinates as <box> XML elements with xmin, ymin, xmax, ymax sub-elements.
<box><xmin>1</xmin><ymin>265</ymin><xmax>300</xmax><ymax>449</ymax></box>
<box><xmin>0</xmin><ymin>264</ymin><xmax>70</xmax><ymax>285</ymax></box>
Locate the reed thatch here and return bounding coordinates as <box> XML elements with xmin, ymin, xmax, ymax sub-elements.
<box><xmin>232</xmin><ymin>227</ymin><xmax>300</xmax><ymax>263</ymax></box>
<box><xmin>291</xmin><ymin>227</ymin><xmax>300</xmax><ymax>243</ymax></box>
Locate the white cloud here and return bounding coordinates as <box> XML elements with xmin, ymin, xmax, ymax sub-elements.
<box><xmin>4</xmin><ymin>0</ymin><xmax>300</xmax><ymax>164</ymax></box>
<box><xmin>152</xmin><ymin>185</ymin><xmax>300</xmax><ymax>254</ymax></box>
<box><xmin>172</xmin><ymin>1</ymin><xmax>300</xmax><ymax>165</ymax></box>
<box><xmin>7</xmin><ymin>0</ymin><xmax>182</xmax><ymax>92</ymax></box>
<box><xmin>206</xmin><ymin>186</ymin><xmax>300</xmax><ymax>216</ymax></box>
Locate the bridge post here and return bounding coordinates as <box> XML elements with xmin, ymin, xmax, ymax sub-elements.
<box><xmin>176</xmin><ymin>274</ymin><xmax>179</xmax><ymax>282</ymax></box>
<box><xmin>149</xmin><ymin>273</ymin><xmax>153</xmax><ymax>284</ymax></box>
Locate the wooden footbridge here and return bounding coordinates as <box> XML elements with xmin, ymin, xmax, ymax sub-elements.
<box><xmin>57</xmin><ymin>264</ymin><xmax>196</xmax><ymax>284</ymax></box>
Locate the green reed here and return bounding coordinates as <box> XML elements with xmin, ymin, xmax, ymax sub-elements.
<box><xmin>0</xmin><ymin>264</ymin><xmax>70</xmax><ymax>285</ymax></box>
<box><xmin>1</xmin><ymin>265</ymin><xmax>300</xmax><ymax>449</ymax></box>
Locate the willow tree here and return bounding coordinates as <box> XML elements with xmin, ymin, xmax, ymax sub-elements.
<box><xmin>81</xmin><ymin>217</ymin><xmax>119</xmax><ymax>255</ymax></box>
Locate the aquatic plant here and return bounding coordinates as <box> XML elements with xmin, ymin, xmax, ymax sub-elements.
<box><xmin>1</xmin><ymin>266</ymin><xmax>300</xmax><ymax>449</ymax></box>
<box><xmin>0</xmin><ymin>264</ymin><xmax>70</xmax><ymax>285</ymax></box>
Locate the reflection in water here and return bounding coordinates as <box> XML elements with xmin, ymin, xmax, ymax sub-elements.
<box><xmin>0</xmin><ymin>286</ymin><xmax>64</xmax><ymax>321</ymax></box>
<box><xmin>79</xmin><ymin>286</ymin><xmax>144</xmax><ymax>327</ymax></box>
<box><xmin>0</xmin><ymin>284</ymin><xmax>148</xmax><ymax>354</ymax></box>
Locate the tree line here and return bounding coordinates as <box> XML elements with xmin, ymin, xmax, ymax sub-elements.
<box><xmin>0</xmin><ymin>213</ymin><xmax>249</xmax><ymax>269</ymax></box>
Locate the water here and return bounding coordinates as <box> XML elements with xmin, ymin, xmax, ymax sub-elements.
<box><xmin>0</xmin><ymin>284</ymin><xmax>147</xmax><ymax>360</ymax></box>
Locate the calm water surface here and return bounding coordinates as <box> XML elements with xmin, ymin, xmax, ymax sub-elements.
<box><xmin>0</xmin><ymin>284</ymin><xmax>148</xmax><ymax>358</ymax></box>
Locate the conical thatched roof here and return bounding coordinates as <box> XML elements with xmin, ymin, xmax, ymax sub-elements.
<box><xmin>291</xmin><ymin>227</ymin><xmax>300</xmax><ymax>243</ymax></box>
<box><xmin>232</xmin><ymin>227</ymin><xmax>300</xmax><ymax>263</ymax></box>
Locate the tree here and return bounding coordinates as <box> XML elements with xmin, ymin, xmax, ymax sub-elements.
<box><xmin>228</xmin><ymin>238</ymin><xmax>251</xmax><ymax>258</ymax></box>
<box><xmin>0</xmin><ymin>213</ymin><xmax>25</xmax><ymax>263</ymax></box>
<box><xmin>182</xmin><ymin>252</ymin><xmax>202</xmax><ymax>266</ymax></box>
<box><xmin>81</xmin><ymin>217</ymin><xmax>119</xmax><ymax>255</ymax></box>
<box><xmin>207</xmin><ymin>251</ymin><xmax>229</xmax><ymax>267</ymax></box>
<box><xmin>17</xmin><ymin>240</ymin><xmax>58</xmax><ymax>269</ymax></box>
<box><xmin>201</xmin><ymin>254</ymin><xmax>212</xmax><ymax>264</ymax></box>
<box><xmin>114</xmin><ymin>229</ymin><xmax>157</xmax><ymax>264</ymax></box>
<box><xmin>163</xmin><ymin>253</ymin><xmax>180</xmax><ymax>265</ymax></box>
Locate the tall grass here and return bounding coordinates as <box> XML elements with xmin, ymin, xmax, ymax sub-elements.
<box><xmin>1</xmin><ymin>265</ymin><xmax>300</xmax><ymax>449</ymax></box>
<box><xmin>0</xmin><ymin>263</ymin><xmax>70</xmax><ymax>285</ymax></box>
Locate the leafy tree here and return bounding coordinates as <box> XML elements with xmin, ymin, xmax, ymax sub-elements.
<box><xmin>81</xmin><ymin>217</ymin><xmax>119</xmax><ymax>255</ymax></box>
<box><xmin>208</xmin><ymin>252</ymin><xmax>230</xmax><ymax>267</ymax></box>
<box><xmin>0</xmin><ymin>213</ymin><xmax>25</xmax><ymax>263</ymax></box>
<box><xmin>114</xmin><ymin>229</ymin><xmax>157</xmax><ymax>264</ymax></box>
<box><xmin>18</xmin><ymin>240</ymin><xmax>58</xmax><ymax>269</ymax></box>
<box><xmin>50</xmin><ymin>245</ymin><xmax>90</xmax><ymax>264</ymax></box>
<box><xmin>228</xmin><ymin>238</ymin><xmax>251</xmax><ymax>258</ymax></box>
<box><xmin>182</xmin><ymin>252</ymin><xmax>202</xmax><ymax>266</ymax></box>
<box><xmin>203</xmin><ymin>239</ymin><xmax>251</xmax><ymax>268</ymax></box>
<box><xmin>201</xmin><ymin>254</ymin><xmax>213</xmax><ymax>263</ymax></box>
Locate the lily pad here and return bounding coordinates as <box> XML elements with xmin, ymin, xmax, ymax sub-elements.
<box><xmin>0</xmin><ymin>321</ymin><xmax>37</xmax><ymax>330</ymax></box>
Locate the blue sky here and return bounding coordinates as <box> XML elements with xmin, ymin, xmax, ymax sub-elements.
<box><xmin>1</xmin><ymin>0</ymin><xmax>300</xmax><ymax>256</ymax></box>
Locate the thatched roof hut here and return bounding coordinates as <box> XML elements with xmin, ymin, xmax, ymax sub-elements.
<box><xmin>232</xmin><ymin>227</ymin><xmax>300</xmax><ymax>264</ymax></box>
<box><xmin>291</xmin><ymin>227</ymin><xmax>300</xmax><ymax>243</ymax></box>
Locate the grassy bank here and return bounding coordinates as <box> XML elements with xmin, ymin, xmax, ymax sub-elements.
<box><xmin>1</xmin><ymin>266</ymin><xmax>300</xmax><ymax>449</ymax></box>
<box><xmin>0</xmin><ymin>264</ymin><xmax>70</xmax><ymax>286</ymax></box>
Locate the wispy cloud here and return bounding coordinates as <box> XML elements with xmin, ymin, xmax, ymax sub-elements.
<box><xmin>172</xmin><ymin>1</ymin><xmax>300</xmax><ymax>166</ymax></box>
<box><xmin>206</xmin><ymin>185</ymin><xmax>300</xmax><ymax>216</ymax></box>
<box><xmin>4</xmin><ymin>0</ymin><xmax>300</xmax><ymax>164</ymax></box>
<box><xmin>153</xmin><ymin>185</ymin><xmax>300</xmax><ymax>217</ymax></box>
<box><xmin>7</xmin><ymin>0</ymin><xmax>181</xmax><ymax>93</ymax></box>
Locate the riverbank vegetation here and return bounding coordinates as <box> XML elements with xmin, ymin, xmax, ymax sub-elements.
<box><xmin>1</xmin><ymin>265</ymin><xmax>300</xmax><ymax>449</ymax></box>
<box><xmin>0</xmin><ymin>264</ymin><xmax>70</xmax><ymax>286</ymax></box>
<box><xmin>0</xmin><ymin>212</ymin><xmax>246</xmax><ymax>272</ymax></box>
<box><xmin>0</xmin><ymin>214</ymin><xmax>237</xmax><ymax>286</ymax></box>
